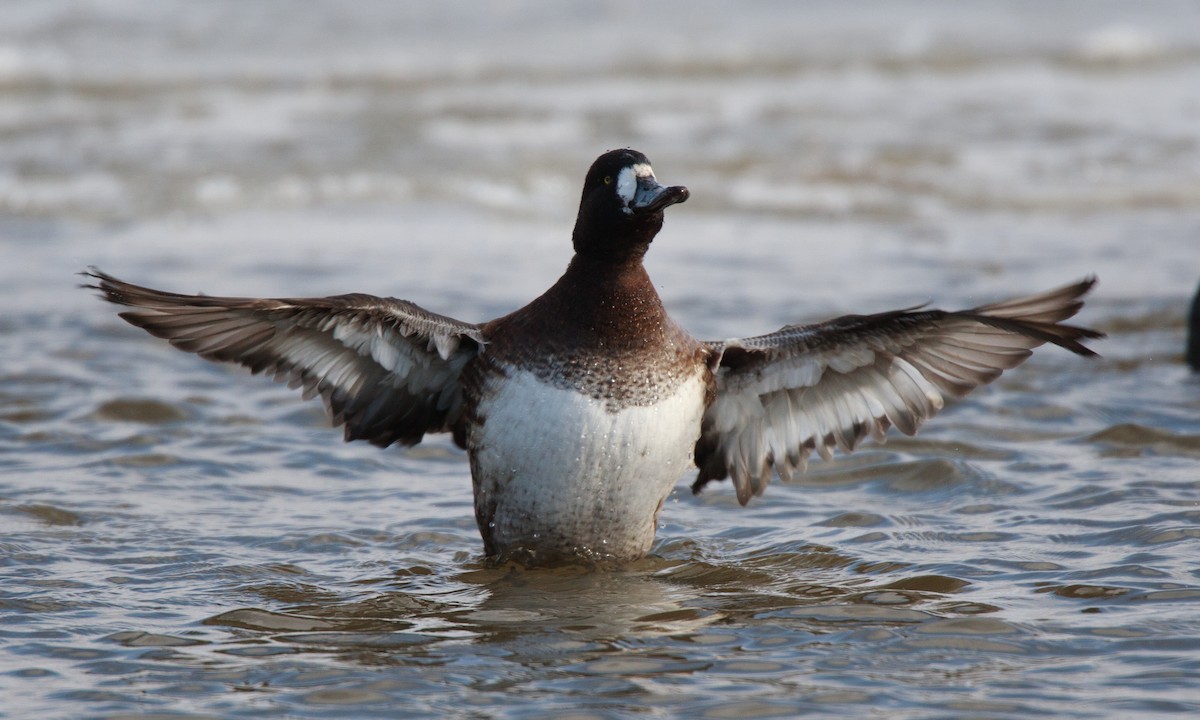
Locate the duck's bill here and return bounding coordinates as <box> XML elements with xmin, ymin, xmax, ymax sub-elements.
<box><xmin>631</xmin><ymin>178</ymin><xmax>690</xmax><ymax>214</ymax></box>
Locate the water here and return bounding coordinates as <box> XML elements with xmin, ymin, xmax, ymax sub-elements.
<box><xmin>3</xmin><ymin>1</ymin><xmax>1200</xmax><ymax>717</ymax></box>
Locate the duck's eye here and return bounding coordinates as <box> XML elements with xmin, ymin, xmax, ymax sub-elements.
<box><xmin>603</xmin><ymin>176</ymin><xmax>613</xmax><ymax>185</ymax></box>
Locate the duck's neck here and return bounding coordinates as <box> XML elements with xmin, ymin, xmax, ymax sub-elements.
<box><xmin>562</xmin><ymin>251</ymin><xmax>659</xmax><ymax>304</ymax></box>
<box><xmin>530</xmin><ymin>252</ymin><xmax>666</xmax><ymax>344</ymax></box>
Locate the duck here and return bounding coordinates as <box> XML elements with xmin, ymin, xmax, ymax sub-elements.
<box><xmin>85</xmin><ymin>148</ymin><xmax>1103</xmax><ymax>565</ymax></box>
<box><xmin>1189</xmin><ymin>281</ymin><xmax>1200</xmax><ymax>371</ymax></box>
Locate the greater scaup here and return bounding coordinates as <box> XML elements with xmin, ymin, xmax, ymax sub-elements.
<box><xmin>86</xmin><ymin>148</ymin><xmax>1103</xmax><ymax>565</ymax></box>
<box><xmin>1188</xmin><ymin>281</ymin><xmax>1200</xmax><ymax>371</ymax></box>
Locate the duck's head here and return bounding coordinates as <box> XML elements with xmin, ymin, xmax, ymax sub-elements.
<box><xmin>572</xmin><ymin>149</ymin><xmax>689</xmax><ymax>261</ymax></box>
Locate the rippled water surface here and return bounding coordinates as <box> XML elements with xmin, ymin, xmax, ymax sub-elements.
<box><xmin>4</xmin><ymin>1</ymin><xmax>1200</xmax><ymax>717</ymax></box>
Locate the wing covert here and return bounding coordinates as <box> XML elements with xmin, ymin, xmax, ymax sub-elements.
<box><xmin>85</xmin><ymin>268</ymin><xmax>485</xmax><ymax>448</ymax></box>
<box><xmin>694</xmin><ymin>278</ymin><xmax>1103</xmax><ymax>504</ymax></box>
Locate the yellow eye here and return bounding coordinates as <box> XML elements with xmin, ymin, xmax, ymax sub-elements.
<box><xmin>603</xmin><ymin>175</ymin><xmax>613</xmax><ymax>185</ymax></box>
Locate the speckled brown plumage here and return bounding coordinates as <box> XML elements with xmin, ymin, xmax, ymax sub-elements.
<box><xmin>469</xmin><ymin>254</ymin><xmax>712</xmax><ymax>410</ymax></box>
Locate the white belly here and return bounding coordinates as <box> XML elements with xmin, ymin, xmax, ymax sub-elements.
<box><xmin>468</xmin><ymin>367</ymin><xmax>708</xmax><ymax>562</ymax></box>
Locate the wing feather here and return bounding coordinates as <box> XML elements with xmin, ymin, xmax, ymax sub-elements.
<box><xmin>694</xmin><ymin>278</ymin><xmax>1103</xmax><ymax>503</ymax></box>
<box><xmin>84</xmin><ymin>268</ymin><xmax>485</xmax><ymax>448</ymax></box>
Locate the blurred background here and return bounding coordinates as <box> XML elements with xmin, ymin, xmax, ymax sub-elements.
<box><xmin>4</xmin><ymin>0</ymin><xmax>1198</xmax><ymax>314</ymax></box>
<box><xmin>3</xmin><ymin>2</ymin><xmax>1200</xmax><ymax>718</ymax></box>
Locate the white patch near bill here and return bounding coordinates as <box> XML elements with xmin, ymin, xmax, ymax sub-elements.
<box><xmin>615</xmin><ymin>166</ymin><xmax>637</xmax><ymax>204</ymax></box>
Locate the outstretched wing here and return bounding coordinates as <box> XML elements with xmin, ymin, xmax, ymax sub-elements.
<box><xmin>85</xmin><ymin>268</ymin><xmax>486</xmax><ymax>448</ymax></box>
<box><xmin>694</xmin><ymin>278</ymin><xmax>1103</xmax><ymax>504</ymax></box>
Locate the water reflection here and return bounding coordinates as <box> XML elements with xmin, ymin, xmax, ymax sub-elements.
<box><xmin>162</xmin><ymin>552</ymin><xmax>1080</xmax><ymax>719</ymax></box>
<box><xmin>4</xmin><ymin>1</ymin><xmax>1200</xmax><ymax>717</ymax></box>
<box><xmin>198</xmin><ymin>546</ymin><xmax>1002</xmax><ymax>661</ymax></box>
